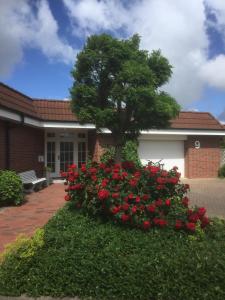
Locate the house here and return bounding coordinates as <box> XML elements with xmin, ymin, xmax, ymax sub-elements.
<box><xmin>0</xmin><ymin>82</ymin><xmax>225</xmax><ymax>178</ymax></box>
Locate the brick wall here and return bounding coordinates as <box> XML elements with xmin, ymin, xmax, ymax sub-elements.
<box><xmin>0</xmin><ymin>121</ymin><xmax>45</xmax><ymax>176</ymax></box>
<box><xmin>184</xmin><ymin>136</ymin><xmax>221</xmax><ymax>178</ymax></box>
<box><xmin>9</xmin><ymin>124</ymin><xmax>45</xmax><ymax>176</ymax></box>
<box><xmin>0</xmin><ymin>120</ymin><xmax>6</xmax><ymax>169</ymax></box>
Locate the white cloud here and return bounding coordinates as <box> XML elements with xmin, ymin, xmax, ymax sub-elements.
<box><xmin>200</xmin><ymin>55</ymin><xmax>225</xmax><ymax>89</ymax></box>
<box><xmin>62</xmin><ymin>0</ymin><xmax>210</xmax><ymax>106</ymax></box>
<box><xmin>0</xmin><ymin>0</ymin><xmax>77</xmax><ymax>77</ymax></box>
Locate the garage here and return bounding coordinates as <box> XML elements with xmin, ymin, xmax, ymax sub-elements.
<box><xmin>138</xmin><ymin>139</ymin><xmax>185</xmax><ymax>177</ymax></box>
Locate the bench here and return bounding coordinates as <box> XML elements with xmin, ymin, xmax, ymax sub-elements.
<box><xmin>19</xmin><ymin>170</ymin><xmax>47</xmax><ymax>193</ymax></box>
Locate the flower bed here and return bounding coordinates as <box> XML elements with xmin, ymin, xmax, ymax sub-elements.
<box><xmin>62</xmin><ymin>161</ymin><xmax>210</xmax><ymax>233</ymax></box>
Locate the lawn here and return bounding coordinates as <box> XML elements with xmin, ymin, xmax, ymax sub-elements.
<box><xmin>0</xmin><ymin>203</ymin><xmax>225</xmax><ymax>300</ymax></box>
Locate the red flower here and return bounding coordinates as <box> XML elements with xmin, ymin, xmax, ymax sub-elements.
<box><xmin>81</xmin><ymin>164</ymin><xmax>86</xmax><ymax>172</ymax></box>
<box><xmin>135</xmin><ymin>196</ymin><xmax>141</xmax><ymax>203</ymax></box>
<box><xmin>188</xmin><ymin>213</ymin><xmax>199</xmax><ymax>223</ymax></box>
<box><xmin>142</xmin><ymin>194</ymin><xmax>149</xmax><ymax>201</ymax></box>
<box><xmin>98</xmin><ymin>189</ymin><xmax>110</xmax><ymax>200</ymax></box>
<box><xmin>60</xmin><ymin>171</ymin><xmax>67</xmax><ymax>178</ymax></box>
<box><xmin>147</xmin><ymin>204</ymin><xmax>156</xmax><ymax>213</ymax></box>
<box><xmin>129</xmin><ymin>178</ymin><xmax>138</xmax><ymax>187</ymax></box>
<box><xmin>143</xmin><ymin>220</ymin><xmax>151</xmax><ymax>230</ymax></box>
<box><xmin>131</xmin><ymin>206</ymin><xmax>137</xmax><ymax>214</ymax></box>
<box><xmin>69</xmin><ymin>164</ymin><xmax>77</xmax><ymax>169</ymax></box>
<box><xmin>64</xmin><ymin>195</ymin><xmax>71</xmax><ymax>201</ymax></box>
<box><xmin>101</xmin><ymin>178</ymin><xmax>109</xmax><ymax>187</ymax></box>
<box><xmin>156</xmin><ymin>177</ymin><xmax>165</xmax><ymax>185</ymax></box>
<box><xmin>70</xmin><ymin>183</ymin><xmax>83</xmax><ymax>190</ymax></box>
<box><xmin>182</xmin><ymin>197</ymin><xmax>189</xmax><ymax>207</ymax></box>
<box><xmin>124</xmin><ymin>196</ymin><xmax>128</xmax><ymax>202</ymax></box>
<box><xmin>155</xmin><ymin>198</ymin><xmax>163</xmax><ymax>207</ymax></box>
<box><xmin>99</xmin><ymin>163</ymin><xmax>106</xmax><ymax>169</ymax></box>
<box><xmin>139</xmin><ymin>204</ymin><xmax>145</xmax><ymax>211</ymax></box>
<box><xmin>198</xmin><ymin>207</ymin><xmax>206</xmax><ymax>217</ymax></box>
<box><xmin>112</xmin><ymin>173</ymin><xmax>121</xmax><ymax>180</ymax></box>
<box><xmin>153</xmin><ymin>218</ymin><xmax>167</xmax><ymax>227</ymax></box>
<box><xmin>105</xmin><ymin>167</ymin><xmax>111</xmax><ymax>173</ymax></box>
<box><xmin>161</xmin><ymin>170</ymin><xmax>168</xmax><ymax>177</ymax></box>
<box><xmin>175</xmin><ymin>220</ymin><xmax>183</xmax><ymax>230</ymax></box>
<box><xmin>121</xmin><ymin>172</ymin><xmax>128</xmax><ymax>179</ymax></box>
<box><xmin>186</xmin><ymin>222</ymin><xmax>196</xmax><ymax>232</ymax></box>
<box><xmin>91</xmin><ymin>175</ymin><xmax>97</xmax><ymax>181</ymax></box>
<box><xmin>201</xmin><ymin>216</ymin><xmax>210</xmax><ymax>228</ymax></box>
<box><xmin>134</xmin><ymin>171</ymin><xmax>141</xmax><ymax>178</ymax></box>
<box><xmin>165</xmin><ymin>199</ymin><xmax>171</xmax><ymax>207</ymax></box>
<box><xmin>149</xmin><ymin>166</ymin><xmax>160</xmax><ymax>174</ymax></box>
<box><xmin>121</xmin><ymin>214</ymin><xmax>129</xmax><ymax>222</ymax></box>
<box><xmin>112</xmin><ymin>192</ymin><xmax>120</xmax><ymax>199</ymax></box>
<box><xmin>128</xmin><ymin>193</ymin><xmax>134</xmax><ymax>199</ymax></box>
<box><xmin>112</xmin><ymin>206</ymin><xmax>120</xmax><ymax>215</ymax></box>
<box><xmin>122</xmin><ymin>203</ymin><xmax>129</xmax><ymax>211</ymax></box>
<box><xmin>89</xmin><ymin>167</ymin><xmax>97</xmax><ymax>174</ymax></box>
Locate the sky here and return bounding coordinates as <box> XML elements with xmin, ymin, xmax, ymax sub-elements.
<box><xmin>0</xmin><ymin>0</ymin><xmax>225</xmax><ymax>122</ymax></box>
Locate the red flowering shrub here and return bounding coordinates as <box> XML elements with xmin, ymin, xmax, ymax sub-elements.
<box><xmin>62</xmin><ymin>161</ymin><xmax>210</xmax><ymax>233</ymax></box>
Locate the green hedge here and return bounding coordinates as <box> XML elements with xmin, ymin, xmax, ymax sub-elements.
<box><xmin>0</xmin><ymin>205</ymin><xmax>225</xmax><ymax>299</ymax></box>
<box><xmin>218</xmin><ymin>164</ymin><xmax>225</xmax><ymax>178</ymax></box>
<box><xmin>0</xmin><ymin>170</ymin><xmax>23</xmax><ymax>206</ymax></box>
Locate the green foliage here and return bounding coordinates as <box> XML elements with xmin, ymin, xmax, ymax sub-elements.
<box><xmin>218</xmin><ymin>164</ymin><xmax>225</xmax><ymax>178</ymax></box>
<box><xmin>122</xmin><ymin>140</ymin><xmax>141</xmax><ymax>167</ymax></box>
<box><xmin>0</xmin><ymin>206</ymin><xmax>225</xmax><ymax>299</ymax></box>
<box><xmin>100</xmin><ymin>146</ymin><xmax>115</xmax><ymax>164</ymax></box>
<box><xmin>70</xmin><ymin>34</ymin><xmax>180</xmax><ymax>159</ymax></box>
<box><xmin>0</xmin><ymin>170</ymin><xmax>23</xmax><ymax>206</ymax></box>
<box><xmin>100</xmin><ymin>140</ymin><xmax>141</xmax><ymax>167</ymax></box>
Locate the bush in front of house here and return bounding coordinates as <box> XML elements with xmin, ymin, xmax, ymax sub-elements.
<box><xmin>218</xmin><ymin>164</ymin><xmax>225</xmax><ymax>178</ymax></box>
<box><xmin>0</xmin><ymin>170</ymin><xmax>24</xmax><ymax>206</ymax></box>
<box><xmin>62</xmin><ymin>161</ymin><xmax>210</xmax><ymax>233</ymax></box>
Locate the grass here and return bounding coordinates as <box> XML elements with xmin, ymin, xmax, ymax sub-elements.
<box><xmin>1</xmin><ymin>203</ymin><xmax>225</xmax><ymax>300</ymax></box>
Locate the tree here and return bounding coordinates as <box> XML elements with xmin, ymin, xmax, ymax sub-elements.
<box><xmin>70</xmin><ymin>34</ymin><xmax>180</xmax><ymax>162</ymax></box>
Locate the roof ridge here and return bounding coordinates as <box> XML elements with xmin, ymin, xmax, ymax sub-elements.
<box><xmin>33</xmin><ymin>98</ymin><xmax>70</xmax><ymax>102</ymax></box>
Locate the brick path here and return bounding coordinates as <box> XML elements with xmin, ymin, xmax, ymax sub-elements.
<box><xmin>183</xmin><ymin>178</ymin><xmax>225</xmax><ymax>218</ymax></box>
<box><xmin>0</xmin><ymin>183</ymin><xmax>65</xmax><ymax>253</ymax></box>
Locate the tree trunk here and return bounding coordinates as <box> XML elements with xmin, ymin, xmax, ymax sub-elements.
<box><xmin>113</xmin><ymin>134</ymin><xmax>124</xmax><ymax>163</ymax></box>
<box><xmin>114</xmin><ymin>144</ymin><xmax>123</xmax><ymax>163</ymax></box>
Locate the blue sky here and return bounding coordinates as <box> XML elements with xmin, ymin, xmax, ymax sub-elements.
<box><xmin>0</xmin><ymin>0</ymin><xmax>225</xmax><ymax>121</ymax></box>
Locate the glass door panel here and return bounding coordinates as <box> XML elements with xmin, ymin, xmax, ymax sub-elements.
<box><xmin>47</xmin><ymin>141</ymin><xmax>56</xmax><ymax>173</ymax></box>
<box><xmin>60</xmin><ymin>141</ymin><xmax>74</xmax><ymax>172</ymax></box>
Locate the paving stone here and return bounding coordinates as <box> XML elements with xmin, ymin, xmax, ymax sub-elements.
<box><xmin>0</xmin><ymin>184</ymin><xmax>65</xmax><ymax>252</ymax></box>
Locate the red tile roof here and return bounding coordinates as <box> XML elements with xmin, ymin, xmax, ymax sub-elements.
<box><xmin>33</xmin><ymin>99</ymin><xmax>77</xmax><ymax>121</ymax></box>
<box><xmin>0</xmin><ymin>82</ymin><xmax>224</xmax><ymax>130</ymax></box>
<box><xmin>170</xmin><ymin>112</ymin><xmax>224</xmax><ymax>130</ymax></box>
<box><xmin>0</xmin><ymin>82</ymin><xmax>38</xmax><ymax>118</ymax></box>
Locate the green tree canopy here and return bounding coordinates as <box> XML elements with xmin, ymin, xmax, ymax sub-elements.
<box><xmin>70</xmin><ymin>34</ymin><xmax>180</xmax><ymax>161</ymax></box>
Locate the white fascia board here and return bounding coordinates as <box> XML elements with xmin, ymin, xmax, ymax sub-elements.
<box><xmin>140</xmin><ymin>129</ymin><xmax>225</xmax><ymax>136</ymax></box>
<box><xmin>43</xmin><ymin>122</ymin><xmax>96</xmax><ymax>129</ymax></box>
<box><xmin>24</xmin><ymin>116</ymin><xmax>43</xmax><ymax>127</ymax></box>
<box><xmin>139</xmin><ymin>134</ymin><xmax>187</xmax><ymax>141</ymax></box>
<box><xmin>100</xmin><ymin>128</ymin><xmax>225</xmax><ymax>136</ymax></box>
<box><xmin>0</xmin><ymin>108</ymin><xmax>21</xmax><ymax>122</ymax></box>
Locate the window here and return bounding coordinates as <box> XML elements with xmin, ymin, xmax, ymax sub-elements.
<box><xmin>60</xmin><ymin>142</ymin><xmax>74</xmax><ymax>172</ymax></box>
<box><xmin>78</xmin><ymin>141</ymin><xmax>86</xmax><ymax>168</ymax></box>
<box><xmin>47</xmin><ymin>142</ymin><xmax>55</xmax><ymax>172</ymax></box>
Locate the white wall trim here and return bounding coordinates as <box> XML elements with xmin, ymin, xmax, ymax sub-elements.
<box><xmin>140</xmin><ymin>129</ymin><xmax>225</xmax><ymax>136</ymax></box>
<box><xmin>0</xmin><ymin>108</ymin><xmax>21</xmax><ymax>122</ymax></box>
<box><xmin>43</xmin><ymin>122</ymin><xmax>95</xmax><ymax>129</ymax></box>
<box><xmin>139</xmin><ymin>134</ymin><xmax>187</xmax><ymax>141</ymax></box>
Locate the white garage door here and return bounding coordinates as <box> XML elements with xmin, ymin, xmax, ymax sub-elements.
<box><xmin>138</xmin><ymin>140</ymin><xmax>185</xmax><ymax>177</ymax></box>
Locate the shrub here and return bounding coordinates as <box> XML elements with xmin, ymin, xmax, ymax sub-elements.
<box><xmin>0</xmin><ymin>170</ymin><xmax>23</xmax><ymax>206</ymax></box>
<box><xmin>218</xmin><ymin>164</ymin><xmax>225</xmax><ymax>178</ymax></box>
<box><xmin>100</xmin><ymin>146</ymin><xmax>115</xmax><ymax>164</ymax></box>
<box><xmin>62</xmin><ymin>161</ymin><xmax>210</xmax><ymax>233</ymax></box>
<box><xmin>122</xmin><ymin>140</ymin><xmax>141</xmax><ymax>167</ymax></box>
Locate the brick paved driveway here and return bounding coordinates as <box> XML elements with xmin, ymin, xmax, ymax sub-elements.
<box><xmin>182</xmin><ymin>178</ymin><xmax>225</xmax><ymax>218</ymax></box>
<box><xmin>0</xmin><ymin>183</ymin><xmax>65</xmax><ymax>253</ymax></box>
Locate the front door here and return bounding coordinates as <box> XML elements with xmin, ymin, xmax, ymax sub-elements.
<box><xmin>59</xmin><ymin>141</ymin><xmax>74</xmax><ymax>172</ymax></box>
<box><xmin>45</xmin><ymin>131</ymin><xmax>87</xmax><ymax>177</ymax></box>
